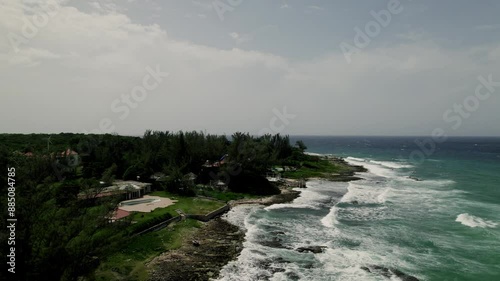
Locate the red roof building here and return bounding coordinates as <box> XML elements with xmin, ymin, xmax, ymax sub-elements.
<box><xmin>110</xmin><ymin>208</ymin><xmax>130</xmax><ymax>222</ymax></box>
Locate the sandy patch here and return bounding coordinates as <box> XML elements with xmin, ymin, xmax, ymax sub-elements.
<box><xmin>119</xmin><ymin>195</ymin><xmax>177</xmax><ymax>212</ymax></box>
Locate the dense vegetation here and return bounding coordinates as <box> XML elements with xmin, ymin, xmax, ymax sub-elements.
<box><xmin>0</xmin><ymin>131</ymin><xmax>319</xmax><ymax>281</ymax></box>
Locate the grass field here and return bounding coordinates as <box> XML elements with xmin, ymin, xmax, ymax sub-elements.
<box><xmin>131</xmin><ymin>191</ymin><xmax>226</xmax><ymax>224</ymax></box>
<box><xmin>283</xmin><ymin>158</ymin><xmax>353</xmax><ymax>179</ymax></box>
<box><xmin>93</xmin><ymin>157</ymin><xmax>346</xmax><ymax>280</ymax></box>
<box><xmin>93</xmin><ymin>190</ymin><xmax>228</xmax><ymax>281</ymax></box>
<box><xmin>195</xmin><ymin>187</ymin><xmax>262</xmax><ymax>202</ymax></box>
<box><xmin>94</xmin><ymin>219</ymin><xmax>201</xmax><ymax>281</ymax></box>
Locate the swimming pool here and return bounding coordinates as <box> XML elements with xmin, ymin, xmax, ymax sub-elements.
<box><xmin>120</xmin><ymin>198</ymin><xmax>159</xmax><ymax>206</ymax></box>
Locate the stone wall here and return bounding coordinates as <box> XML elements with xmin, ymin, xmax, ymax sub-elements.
<box><xmin>132</xmin><ymin>204</ymin><xmax>230</xmax><ymax>237</ymax></box>
<box><xmin>186</xmin><ymin>204</ymin><xmax>230</xmax><ymax>222</ymax></box>
<box><xmin>133</xmin><ymin>215</ymin><xmax>182</xmax><ymax>237</ymax></box>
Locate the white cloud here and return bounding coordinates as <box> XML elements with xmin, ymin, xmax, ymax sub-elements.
<box><xmin>88</xmin><ymin>0</ymin><xmax>124</xmax><ymax>13</ymax></box>
<box><xmin>228</xmin><ymin>32</ymin><xmax>253</xmax><ymax>44</ymax></box>
<box><xmin>0</xmin><ymin>1</ymin><xmax>499</xmax><ymax>136</ymax></box>
<box><xmin>229</xmin><ymin>32</ymin><xmax>239</xmax><ymax>39</ymax></box>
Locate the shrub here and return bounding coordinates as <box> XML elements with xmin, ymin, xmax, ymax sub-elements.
<box><xmin>128</xmin><ymin>213</ymin><xmax>174</xmax><ymax>234</ymax></box>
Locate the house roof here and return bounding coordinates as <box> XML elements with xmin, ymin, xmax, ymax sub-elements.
<box><xmin>61</xmin><ymin>149</ymin><xmax>78</xmax><ymax>157</ymax></box>
<box><xmin>111</xmin><ymin>208</ymin><xmax>130</xmax><ymax>220</ymax></box>
<box><xmin>102</xmin><ymin>181</ymin><xmax>152</xmax><ymax>193</ymax></box>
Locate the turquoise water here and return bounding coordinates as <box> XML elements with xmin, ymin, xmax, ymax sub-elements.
<box><xmin>217</xmin><ymin>137</ymin><xmax>500</xmax><ymax>281</ymax></box>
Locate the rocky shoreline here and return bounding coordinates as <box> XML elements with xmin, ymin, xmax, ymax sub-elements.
<box><xmin>229</xmin><ymin>187</ymin><xmax>301</xmax><ymax>207</ymax></box>
<box><xmin>146</xmin><ymin>156</ymin><xmax>377</xmax><ymax>281</ymax></box>
<box><xmin>146</xmin><ymin>187</ymin><xmax>302</xmax><ymax>281</ymax></box>
<box><xmin>147</xmin><ymin>218</ymin><xmax>244</xmax><ymax>281</ymax></box>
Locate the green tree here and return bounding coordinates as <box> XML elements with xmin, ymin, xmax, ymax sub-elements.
<box><xmin>295</xmin><ymin>140</ymin><xmax>307</xmax><ymax>153</ymax></box>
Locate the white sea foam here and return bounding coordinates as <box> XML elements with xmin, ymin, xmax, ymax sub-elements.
<box><xmin>265</xmin><ymin>187</ymin><xmax>331</xmax><ymax>211</ymax></box>
<box><xmin>222</xmin><ymin>205</ymin><xmax>262</xmax><ymax>230</ymax></box>
<box><xmin>422</xmin><ymin>179</ymin><xmax>456</xmax><ymax>186</ymax></box>
<box><xmin>340</xmin><ymin>183</ymin><xmax>389</xmax><ymax>204</ymax></box>
<box><xmin>456</xmin><ymin>213</ymin><xmax>498</xmax><ymax>228</ymax></box>
<box><xmin>345</xmin><ymin>157</ymin><xmax>396</xmax><ymax>178</ymax></box>
<box><xmin>304</xmin><ymin>152</ymin><xmax>325</xmax><ymax>157</ymax></box>
<box><xmin>321</xmin><ymin>206</ymin><xmax>339</xmax><ymax>228</ymax></box>
<box><xmin>217</xmin><ymin>177</ymin><xmax>422</xmax><ymax>281</ymax></box>
<box><xmin>346</xmin><ymin>156</ymin><xmax>365</xmax><ymax>162</ymax></box>
<box><xmin>265</xmin><ymin>203</ymin><xmax>321</xmax><ymax>211</ymax></box>
<box><xmin>316</xmin><ymin>247</ymin><xmax>415</xmax><ymax>281</ymax></box>
<box><xmin>339</xmin><ymin>206</ymin><xmax>393</xmax><ymax>222</ymax></box>
<box><xmin>345</xmin><ymin>157</ymin><xmax>417</xmax><ymax>180</ymax></box>
<box><xmin>370</xmin><ymin>160</ymin><xmax>413</xmax><ymax>169</ymax></box>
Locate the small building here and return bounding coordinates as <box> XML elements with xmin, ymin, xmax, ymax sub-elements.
<box><xmin>100</xmin><ymin>181</ymin><xmax>152</xmax><ymax>200</ymax></box>
<box><xmin>60</xmin><ymin>148</ymin><xmax>79</xmax><ymax>157</ymax></box>
<box><xmin>150</xmin><ymin>172</ymin><xmax>167</xmax><ymax>181</ymax></box>
<box><xmin>109</xmin><ymin>208</ymin><xmax>131</xmax><ymax>223</ymax></box>
<box><xmin>184</xmin><ymin>172</ymin><xmax>197</xmax><ymax>185</ymax></box>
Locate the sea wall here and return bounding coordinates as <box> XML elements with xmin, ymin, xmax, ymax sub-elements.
<box><xmin>186</xmin><ymin>204</ymin><xmax>230</xmax><ymax>222</ymax></box>
<box><xmin>133</xmin><ymin>216</ymin><xmax>182</xmax><ymax>237</ymax></box>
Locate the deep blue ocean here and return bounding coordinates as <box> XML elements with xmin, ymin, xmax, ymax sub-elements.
<box><xmin>216</xmin><ymin>136</ymin><xmax>500</xmax><ymax>281</ymax></box>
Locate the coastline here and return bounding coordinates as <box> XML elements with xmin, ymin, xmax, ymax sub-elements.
<box><xmin>147</xmin><ymin>218</ymin><xmax>244</xmax><ymax>281</ymax></box>
<box><xmin>145</xmin><ymin>187</ymin><xmax>302</xmax><ymax>281</ymax></box>
<box><xmin>147</xmin><ymin>155</ymin><xmax>364</xmax><ymax>281</ymax></box>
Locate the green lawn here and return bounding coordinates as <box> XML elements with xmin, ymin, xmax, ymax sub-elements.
<box><xmin>130</xmin><ymin>191</ymin><xmax>226</xmax><ymax>224</ymax></box>
<box><xmin>194</xmin><ymin>187</ymin><xmax>262</xmax><ymax>202</ymax></box>
<box><xmin>283</xmin><ymin>158</ymin><xmax>352</xmax><ymax>179</ymax></box>
<box><xmin>92</xmin><ymin>191</ymin><xmax>227</xmax><ymax>281</ymax></box>
<box><xmin>94</xmin><ymin>219</ymin><xmax>201</xmax><ymax>281</ymax></box>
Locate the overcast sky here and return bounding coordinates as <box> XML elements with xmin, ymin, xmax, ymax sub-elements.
<box><xmin>1</xmin><ymin>0</ymin><xmax>499</xmax><ymax>136</ymax></box>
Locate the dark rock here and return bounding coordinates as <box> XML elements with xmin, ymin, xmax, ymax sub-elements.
<box><xmin>351</xmin><ymin>200</ymin><xmax>359</xmax><ymax>205</ymax></box>
<box><xmin>260</xmin><ymin>237</ymin><xmax>288</xmax><ymax>249</ymax></box>
<box><xmin>296</xmin><ymin>246</ymin><xmax>327</xmax><ymax>254</ymax></box>
<box><xmin>250</xmin><ymin>249</ymin><xmax>267</xmax><ymax>256</ymax></box>
<box><xmin>148</xmin><ymin>219</ymin><xmax>244</xmax><ymax>281</ymax></box>
<box><xmin>408</xmin><ymin>176</ymin><xmax>422</xmax><ymax>181</ymax></box>
<box><xmin>303</xmin><ymin>263</ymin><xmax>315</xmax><ymax>269</ymax></box>
<box><xmin>255</xmin><ymin>259</ymin><xmax>286</xmax><ymax>275</ymax></box>
<box><xmin>331</xmin><ymin>175</ymin><xmax>363</xmax><ymax>182</ymax></box>
<box><xmin>361</xmin><ymin>265</ymin><xmax>420</xmax><ymax>281</ymax></box>
<box><xmin>285</xmin><ymin>271</ymin><xmax>301</xmax><ymax>280</ymax></box>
